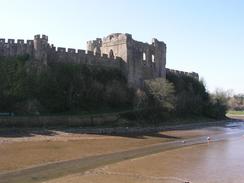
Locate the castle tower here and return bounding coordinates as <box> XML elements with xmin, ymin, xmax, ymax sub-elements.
<box><xmin>152</xmin><ymin>38</ymin><xmax>167</xmax><ymax>78</ymax></box>
<box><xmin>87</xmin><ymin>38</ymin><xmax>102</xmax><ymax>55</ymax></box>
<box><xmin>33</xmin><ymin>34</ymin><xmax>49</xmax><ymax>64</ymax></box>
<box><xmin>87</xmin><ymin>33</ymin><xmax>167</xmax><ymax>88</ymax></box>
<box><xmin>100</xmin><ymin>33</ymin><xmax>130</xmax><ymax>61</ymax></box>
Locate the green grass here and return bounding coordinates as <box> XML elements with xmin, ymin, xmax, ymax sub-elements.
<box><xmin>227</xmin><ymin>110</ymin><xmax>244</xmax><ymax>115</ymax></box>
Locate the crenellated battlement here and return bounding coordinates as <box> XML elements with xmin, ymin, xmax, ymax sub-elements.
<box><xmin>8</xmin><ymin>39</ymin><xmax>15</xmax><ymax>44</ymax></box>
<box><xmin>0</xmin><ymin>38</ymin><xmax>34</xmax><ymax>45</ymax></box>
<box><xmin>166</xmin><ymin>68</ymin><xmax>199</xmax><ymax>80</ymax></box>
<box><xmin>27</xmin><ymin>40</ymin><xmax>34</xmax><ymax>45</ymax></box>
<box><xmin>54</xmin><ymin>46</ymin><xmax>120</xmax><ymax>62</ymax></box>
<box><xmin>34</xmin><ymin>35</ymin><xmax>40</xmax><ymax>39</ymax></box>
<box><xmin>42</xmin><ymin>35</ymin><xmax>48</xmax><ymax>41</ymax></box>
<box><xmin>67</xmin><ymin>48</ymin><xmax>76</xmax><ymax>53</ymax></box>
<box><xmin>50</xmin><ymin>45</ymin><xmax>123</xmax><ymax>70</ymax></box>
<box><xmin>102</xmin><ymin>33</ymin><xmax>132</xmax><ymax>43</ymax></box>
<box><xmin>0</xmin><ymin>39</ymin><xmax>5</xmax><ymax>44</ymax></box>
<box><xmin>34</xmin><ymin>34</ymin><xmax>48</xmax><ymax>41</ymax></box>
<box><xmin>0</xmin><ymin>34</ymin><xmax>122</xmax><ymax>69</ymax></box>
<box><xmin>0</xmin><ymin>33</ymin><xmax>199</xmax><ymax>88</ymax></box>
<box><xmin>17</xmin><ymin>39</ymin><xmax>24</xmax><ymax>44</ymax></box>
<box><xmin>57</xmin><ymin>47</ymin><xmax>66</xmax><ymax>53</ymax></box>
<box><xmin>78</xmin><ymin>49</ymin><xmax>85</xmax><ymax>54</ymax></box>
<box><xmin>0</xmin><ymin>37</ymin><xmax>35</xmax><ymax>57</ymax></box>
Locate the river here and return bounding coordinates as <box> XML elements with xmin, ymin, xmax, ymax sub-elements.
<box><xmin>1</xmin><ymin>120</ymin><xmax>244</xmax><ymax>183</ymax></box>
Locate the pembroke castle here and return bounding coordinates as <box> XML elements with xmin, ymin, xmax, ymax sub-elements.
<box><xmin>0</xmin><ymin>33</ymin><xmax>198</xmax><ymax>88</ymax></box>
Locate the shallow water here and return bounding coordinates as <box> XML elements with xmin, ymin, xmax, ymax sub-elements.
<box><xmin>45</xmin><ymin>121</ymin><xmax>244</xmax><ymax>183</ymax></box>
<box><xmin>1</xmin><ymin>121</ymin><xmax>244</xmax><ymax>183</ymax></box>
<box><xmin>161</xmin><ymin>137</ymin><xmax>244</xmax><ymax>183</ymax></box>
<box><xmin>46</xmin><ymin>134</ymin><xmax>244</xmax><ymax>183</ymax></box>
<box><xmin>103</xmin><ymin>121</ymin><xmax>244</xmax><ymax>183</ymax></box>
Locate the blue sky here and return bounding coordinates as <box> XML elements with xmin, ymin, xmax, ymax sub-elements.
<box><xmin>0</xmin><ymin>0</ymin><xmax>243</xmax><ymax>93</ymax></box>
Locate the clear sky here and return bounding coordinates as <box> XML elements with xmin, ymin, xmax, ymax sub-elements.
<box><xmin>0</xmin><ymin>0</ymin><xmax>243</xmax><ymax>93</ymax></box>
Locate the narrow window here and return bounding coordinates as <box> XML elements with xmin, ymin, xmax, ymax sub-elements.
<box><xmin>152</xmin><ymin>55</ymin><xmax>155</xmax><ymax>62</ymax></box>
<box><xmin>109</xmin><ymin>49</ymin><xmax>114</xmax><ymax>58</ymax></box>
<box><xmin>143</xmin><ymin>52</ymin><xmax>146</xmax><ymax>61</ymax></box>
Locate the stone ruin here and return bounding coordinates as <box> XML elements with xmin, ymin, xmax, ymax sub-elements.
<box><xmin>0</xmin><ymin>33</ymin><xmax>199</xmax><ymax>88</ymax></box>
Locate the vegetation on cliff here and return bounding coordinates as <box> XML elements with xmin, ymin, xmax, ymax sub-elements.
<box><xmin>0</xmin><ymin>56</ymin><xmax>134</xmax><ymax>114</ymax></box>
<box><xmin>0</xmin><ymin>56</ymin><xmax>228</xmax><ymax>122</ymax></box>
<box><xmin>126</xmin><ymin>72</ymin><xmax>228</xmax><ymax>124</ymax></box>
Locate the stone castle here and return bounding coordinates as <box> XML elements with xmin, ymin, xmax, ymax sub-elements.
<box><xmin>0</xmin><ymin>33</ymin><xmax>198</xmax><ymax>88</ymax></box>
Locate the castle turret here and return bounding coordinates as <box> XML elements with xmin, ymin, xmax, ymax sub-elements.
<box><xmin>34</xmin><ymin>34</ymin><xmax>49</xmax><ymax>64</ymax></box>
<box><xmin>87</xmin><ymin>38</ymin><xmax>102</xmax><ymax>55</ymax></box>
<box><xmin>152</xmin><ymin>38</ymin><xmax>166</xmax><ymax>78</ymax></box>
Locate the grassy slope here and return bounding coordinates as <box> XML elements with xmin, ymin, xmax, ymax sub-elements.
<box><xmin>227</xmin><ymin>110</ymin><xmax>244</xmax><ymax>115</ymax></box>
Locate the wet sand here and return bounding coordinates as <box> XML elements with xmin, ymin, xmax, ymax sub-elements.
<box><xmin>0</xmin><ymin>127</ymin><xmax>224</xmax><ymax>172</ymax></box>
<box><xmin>0</xmin><ymin>120</ymin><xmax>243</xmax><ymax>183</ymax></box>
<box><xmin>46</xmin><ymin>137</ymin><xmax>244</xmax><ymax>183</ymax></box>
<box><xmin>1</xmin><ymin>122</ymin><xmax>244</xmax><ymax>183</ymax></box>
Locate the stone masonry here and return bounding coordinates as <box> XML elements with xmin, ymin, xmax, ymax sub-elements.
<box><xmin>0</xmin><ymin>33</ymin><xmax>198</xmax><ymax>88</ymax></box>
<box><xmin>87</xmin><ymin>33</ymin><xmax>167</xmax><ymax>87</ymax></box>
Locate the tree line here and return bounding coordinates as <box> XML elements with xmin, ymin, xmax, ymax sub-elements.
<box><xmin>0</xmin><ymin>55</ymin><xmax>134</xmax><ymax>115</ymax></box>
<box><xmin>0</xmin><ymin>55</ymin><xmax>228</xmax><ymax>122</ymax></box>
<box><xmin>228</xmin><ymin>93</ymin><xmax>244</xmax><ymax>111</ymax></box>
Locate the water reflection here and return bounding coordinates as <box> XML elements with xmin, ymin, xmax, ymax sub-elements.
<box><xmin>170</xmin><ymin>122</ymin><xmax>244</xmax><ymax>182</ymax></box>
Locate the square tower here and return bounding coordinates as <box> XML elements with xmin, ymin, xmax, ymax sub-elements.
<box><xmin>87</xmin><ymin>33</ymin><xmax>166</xmax><ymax>88</ymax></box>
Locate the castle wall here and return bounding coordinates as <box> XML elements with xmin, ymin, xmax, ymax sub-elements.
<box><xmin>0</xmin><ymin>35</ymin><xmax>125</xmax><ymax>71</ymax></box>
<box><xmin>0</xmin><ymin>33</ymin><xmax>199</xmax><ymax>89</ymax></box>
<box><xmin>125</xmin><ymin>36</ymin><xmax>166</xmax><ymax>88</ymax></box>
<box><xmin>0</xmin><ymin>39</ymin><xmax>34</xmax><ymax>57</ymax></box>
<box><xmin>166</xmin><ymin>68</ymin><xmax>199</xmax><ymax>80</ymax></box>
<box><xmin>48</xmin><ymin>47</ymin><xmax>124</xmax><ymax>70</ymax></box>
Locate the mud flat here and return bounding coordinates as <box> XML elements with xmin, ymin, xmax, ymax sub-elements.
<box><xmin>47</xmin><ymin>137</ymin><xmax>244</xmax><ymax>183</ymax></box>
<box><xmin>0</xmin><ymin>120</ymin><xmax>243</xmax><ymax>183</ymax></box>
<box><xmin>0</xmin><ymin>126</ymin><xmax>225</xmax><ymax>173</ymax></box>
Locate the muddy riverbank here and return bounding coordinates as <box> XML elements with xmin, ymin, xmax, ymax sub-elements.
<box><xmin>0</xmin><ymin>119</ymin><xmax>243</xmax><ymax>183</ymax></box>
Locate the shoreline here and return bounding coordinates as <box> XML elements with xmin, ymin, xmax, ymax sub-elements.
<box><xmin>0</xmin><ymin>118</ymin><xmax>238</xmax><ymax>138</ymax></box>
<box><xmin>0</xmin><ymin>119</ymin><xmax>243</xmax><ymax>183</ymax></box>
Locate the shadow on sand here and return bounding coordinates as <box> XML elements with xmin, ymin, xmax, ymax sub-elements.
<box><xmin>0</xmin><ymin>116</ymin><xmax>242</xmax><ymax>139</ymax></box>
<box><xmin>0</xmin><ymin>127</ymin><xmax>182</xmax><ymax>140</ymax></box>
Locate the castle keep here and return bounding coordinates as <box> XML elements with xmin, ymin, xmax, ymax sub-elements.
<box><xmin>87</xmin><ymin>33</ymin><xmax>168</xmax><ymax>87</ymax></box>
<box><xmin>0</xmin><ymin>33</ymin><xmax>198</xmax><ymax>87</ymax></box>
